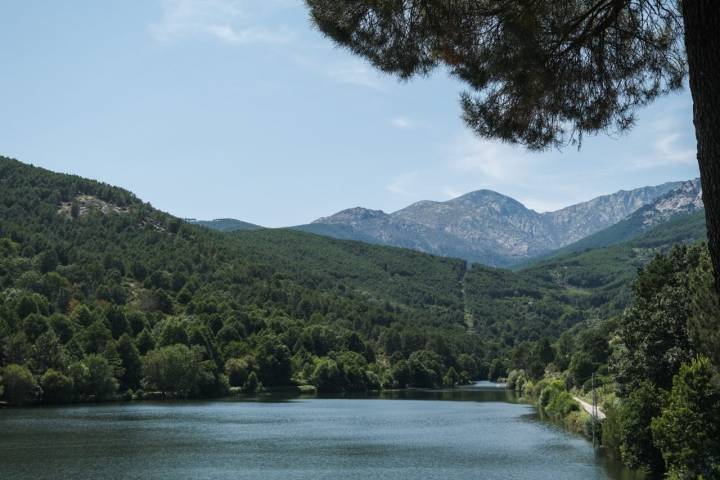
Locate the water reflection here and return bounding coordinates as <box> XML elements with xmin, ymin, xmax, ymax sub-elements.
<box><xmin>0</xmin><ymin>382</ymin><xmax>640</xmax><ymax>480</ymax></box>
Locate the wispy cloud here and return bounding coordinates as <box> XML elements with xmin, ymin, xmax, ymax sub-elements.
<box><xmin>440</xmin><ymin>131</ymin><xmax>616</xmax><ymax>212</ymax></box>
<box><xmin>650</xmin><ymin>115</ymin><xmax>696</xmax><ymax>166</ymax></box>
<box><xmin>388</xmin><ymin>116</ymin><xmax>415</xmax><ymax>129</ymax></box>
<box><xmin>150</xmin><ymin>0</ymin><xmax>296</xmax><ymax>45</ymax></box>
<box><xmin>326</xmin><ymin>60</ymin><xmax>389</xmax><ymax>90</ymax></box>
<box><xmin>441</xmin><ymin>187</ymin><xmax>463</xmax><ymax>199</ymax></box>
<box><xmin>447</xmin><ymin>131</ymin><xmax>536</xmax><ymax>185</ymax></box>
<box><xmin>630</xmin><ymin>110</ymin><xmax>697</xmax><ymax>169</ymax></box>
<box><xmin>386</xmin><ymin>171</ymin><xmax>422</xmax><ymax>197</ymax></box>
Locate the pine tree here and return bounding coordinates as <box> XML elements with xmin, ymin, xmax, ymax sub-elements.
<box><xmin>652</xmin><ymin>356</ymin><xmax>720</xmax><ymax>478</ymax></box>
<box><xmin>305</xmin><ymin>0</ymin><xmax>720</xmax><ymax>291</ymax></box>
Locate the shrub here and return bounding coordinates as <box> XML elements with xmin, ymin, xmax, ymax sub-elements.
<box><xmin>651</xmin><ymin>356</ymin><xmax>720</xmax><ymax>478</ymax></box>
<box><xmin>1</xmin><ymin>364</ymin><xmax>39</xmax><ymax>405</ymax></box>
<box><xmin>40</xmin><ymin>369</ymin><xmax>74</xmax><ymax>403</ymax></box>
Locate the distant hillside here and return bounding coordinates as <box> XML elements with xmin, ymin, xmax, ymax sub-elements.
<box><xmin>187</xmin><ymin>218</ymin><xmax>263</xmax><ymax>232</ymax></box>
<box><xmin>522</xmin><ymin>179</ymin><xmax>704</xmax><ymax>265</ymax></box>
<box><xmin>462</xmin><ymin>209</ymin><xmax>707</xmax><ymax>350</ymax></box>
<box><xmin>518</xmin><ymin>210</ymin><xmax>707</xmax><ymax>311</ymax></box>
<box><xmin>0</xmin><ymin>156</ymin><xmax>491</xmax><ymax>405</ymax></box>
<box><xmin>0</xmin><ymin>156</ymin><xmax>705</xmax><ymax>406</ymax></box>
<box><xmin>304</xmin><ymin>182</ymin><xmax>684</xmax><ymax>267</ymax></box>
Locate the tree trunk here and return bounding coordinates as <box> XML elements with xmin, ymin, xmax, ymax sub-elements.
<box><xmin>682</xmin><ymin>1</ymin><xmax>720</xmax><ymax>293</ymax></box>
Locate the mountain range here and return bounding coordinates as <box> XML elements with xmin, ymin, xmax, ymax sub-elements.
<box><xmin>524</xmin><ymin>178</ymin><xmax>703</xmax><ymax>263</ymax></box>
<box><xmin>198</xmin><ymin>180</ymin><xmax>701</xmax><ymax>267</ymax></box>
<box><xmin>185</xmin><ymin>218</ymin><xmax>263</xmax><ymax>232</ymax></box>
<box><xmin>0</xmin><ymin>155</ymin><xmax>709</xmax><ymax>403</ymax></box>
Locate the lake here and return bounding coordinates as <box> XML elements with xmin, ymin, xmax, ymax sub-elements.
<box><xmin>0</xmin><ymin>382</ymin><xmax>637</xmax><ymax>479</ymax></box>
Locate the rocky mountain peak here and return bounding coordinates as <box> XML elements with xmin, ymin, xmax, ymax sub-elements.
<box><xmin>305</xmin><ymin>180</ymin><xmax>694</xmax><ymax>267</ymax></box>
<box><xmin>313</xmin><ymin>207</ymin><xmax>388</xmax><ymax>226</ymax></box>
<box><xmin>635</xmin><ymin>178</ymin><xmax>703</xmax><ymax>228</ymax></box>
<box><xmin>653</xmin><ymin>178</ymin><xmax>702</xmax><ymax>213</ymax></box>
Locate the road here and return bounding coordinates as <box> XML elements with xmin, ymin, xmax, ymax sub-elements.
<box><xmin>573</xmin><ymin>396</ymin><xmax>606</xmax><ymax>420</ymax></box>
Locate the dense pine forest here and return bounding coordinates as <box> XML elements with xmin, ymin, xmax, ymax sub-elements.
<box><xmin>0</xmin><ymin>157</ymin><xmax>720</xmax><ymax>478</ymax></box>
<box><xmin>0</xmin><ymin>157</ymin><xmax>486</xmax><ymax>402</ymax></box>
<box><xmin>0</xmin><ymin>156</ymin><xmax>707</xmax><ymax>398</ymax></box>
<box><xmin>1</xmin><ymin>155</ymin><xmax>718</xmax><ymax>477</ymax></box>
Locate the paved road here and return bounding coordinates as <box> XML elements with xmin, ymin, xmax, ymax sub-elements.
<box><xmin>573</xmin><ymin>396</ymin><xmax>606</xmax><ymax>420</ymax></box>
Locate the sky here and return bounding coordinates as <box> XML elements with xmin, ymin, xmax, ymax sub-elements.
<box><xmin>0</xmin><ymin>0</ymin><xmax>700</xmax><ymax>227</ymax></box>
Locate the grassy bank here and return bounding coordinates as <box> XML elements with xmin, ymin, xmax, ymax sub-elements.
<box><xmin>506</xmin><ymin>369</ymin><xmax>601</xmax><ymax>439</ymax></box>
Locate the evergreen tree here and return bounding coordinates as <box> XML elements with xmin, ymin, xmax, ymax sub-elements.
<box><xmin>116</xmin><ymin>333</ymin><xmax>142</xmax><ymax>390</ymax></box>
<box><xmin>617</xmin><ymin>381</ymin><xmax>666</xmax><ymax>475</ymax></box>
<box><xmin>652</xmin><ymin>357</ymin><xmax>720</xmax><ymax>478</ymax></box>
<box><xmin>40</xmin><ymin>369</ymin><xmax>74</xmax><ymax>404</ymax></box>
<box><xmin>305</xmin><ymin>0</ymin><xmax>720</xmax><ymax>291</ymax></box>
<box><xmin>1</xmin><ymin>364</ymin><xmax>39</xmax><ymax>405</ymax></box>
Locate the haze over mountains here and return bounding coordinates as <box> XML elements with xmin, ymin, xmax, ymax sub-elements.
<box><xmin>297</xmin><ymin>180</ymin><xmax>701</xmax><ymax>267</ymax></box>
<box><xmin>0</xmin><ymin>156</ymin><xmax>709</xmax><ymax>407</ymax></box>
<box><xmin>195</xmin><ymin>180</ymin><xmax>702</xmax><ymax>267</ymax></box>
<box><xmin>185</xmin><ymin>218</ymin><xmax>263</xmax><ymax>232</ymax></box>
<box><xmin>529</xmin><ymin>178</ymin><xmax>704</xmax><ymax>262</ymax></box>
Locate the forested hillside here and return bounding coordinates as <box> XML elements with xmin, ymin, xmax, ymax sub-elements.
<box><xmin>0</xmin><ymin>157</ymin><xmax>709</xmax><ymax>410</ymax></box>
<box><xmin>0</xmin><ymin>157</ymin><xmax>480</xmax><ymax>404</ymax></box>
<box><xmin>186</xmin><ymin>218</ymin><xmax>263</xmax><ymax>232</ymax></box>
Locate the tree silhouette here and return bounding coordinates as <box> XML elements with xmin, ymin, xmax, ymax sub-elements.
<box><xmin>305</xmin><ymin>0</ymin><xmax>720</xmax><ymax>289</ymax></box>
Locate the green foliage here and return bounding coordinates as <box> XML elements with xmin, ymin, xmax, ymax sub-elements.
<box><xmin>488</xmin><ymin>358</ymin><xmax>507</xmax><ymax>382</ymax></box>
<box><xmin>688</xmin><ymin>249</ymin><xmax>720</xmax><ymax>368</ymax></box>
<box><xmin>537</xmin><ymin>379</ymin><xmax>578</xmax><ymax>419</ymax></box>
<box><xmin>225</xmin><ymin>357</ymin><xmax>251</xmax><ymax>388</ymax></box>
<box><xmin>601</xmin><ymin>403</ymin><xmax>624</xmax><ymax>457</ymax></box>
<box><xmin>613</xmin><ymin>245</ymin><xmax>700</xmax><ymax>395</ymax></box>
<box><xmin>617</xmin><ymin>382</ymin><xmax>666</xmax><ymax>475</ymax></box>
<box><xmin>0</xmin><ymin>157</ymin><xmax>488</xmax><ymax>403</ymax></box>
<box><xmin>0</xmin><ymin>154</ymin><xmax>710</xmax><ymax>427</ymax></box>
<box><xmin>506</xmin><ymin>369</ymin><xmax>529</xmax><ymax>394</ymax></box>
<box><xmin>442</xmin><ymin>367</ymin><xmax>461</xmax><ymax>387</ymax></box>
<box><xmin>116</xmin><ymin>333</ymin><xmax>142</xmax><ymax>390</ymax></box>
<box><xmin>568</xmin><ymin>352</ymin><xmax>595</xmax><ymax>389</ymax></box>
<box><xmin>311</xmin><ymin>358</ymin><xmax>342</xmax><ymax>392</ymax></box>
<box><xmin>0</xmin><ymin>363</ymin><xmax>38</xmax><ymax>405</ymax></box>
<box><xmin>40</xmin><ymin>369</ymin><xmax>74</xmax><ymax>404</ymax></box>
<box><xmin>69</xmin><ymin>354</ymin><xmax>118</xmax><ymax>401</ymax></box>
<box><xmin>305</xmin><ymin>1</ymin><xmax>684</xmax><ymax>150</ymax></box>
<box><xmin>407</xmin><ymin>350</ymin><xmax>444</xmax><ymax>388</ymax></box>
<box><xmin>242</xmin><ymin>371</ymin><xmax>262</xmax><ymax>394</ymax></box>
<box><xmin>651</xmin><ymin>357</ymin><xmax>720</xmax><ymax>479</ymax></box>
<box><xmin>142</xmin><ymin>344</ymin><xmax>200</xmax><ymax>396</ymax></box>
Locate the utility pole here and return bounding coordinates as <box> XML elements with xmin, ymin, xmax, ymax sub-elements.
<box><xmin>591</xmin><ymin>372</ymin><xmax>596</xmax><ymax>448</ymax></box>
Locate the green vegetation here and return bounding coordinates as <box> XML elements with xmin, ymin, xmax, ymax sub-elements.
<box><xmin>303</xmin><ymin>0</ymin><xmax>720</xmax><ymax>316</ymax></box>
<box><xmin>189</xmin><ymin>218</ymin><xmax>263</xmax><ymax>232</ymax></box>
<box><xmin>0</xmin><ymin>157</ymin><xmax>484</xmax><ymax>404</ymax></box>
<box><xmin>523</xmin><ymin>210</ymin><xmax>707</xmax><ymax>267</ymax></box>
<box><xmin>2</xmin><ymin>157</ymin><xmax>717</xmax><ymax>478</ymax></box>
<box><xmin>651</xmin><ymin>356</ymin><xmax>720</xmax><ymax>479</ymax></box>
<box><xmin>1</xmin><ymin>157</ymin><xmax>707</xmax><ymax>408</ymax></box>
<box><xmin>506</xmin><ymin>244</ymin><xmax>720</xmax><ymax>478</ymax></box>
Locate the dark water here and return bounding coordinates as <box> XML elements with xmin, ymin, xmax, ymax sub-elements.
<box><xmin>0</xmin><ymin>382</ymin><xmax>638</xmax><ymax>479</ymax></box>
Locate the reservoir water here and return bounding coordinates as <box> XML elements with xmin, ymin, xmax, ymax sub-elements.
<box><xmin>0</xmin><ymin>382</ymin><xmax>637</xmax><ymax>479</ymax></box>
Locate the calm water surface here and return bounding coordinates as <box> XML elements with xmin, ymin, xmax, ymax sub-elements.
<box><xmin>0</xmin><ymin>382</ymin><xmax>638</xmax><ymax>479</ymax></box>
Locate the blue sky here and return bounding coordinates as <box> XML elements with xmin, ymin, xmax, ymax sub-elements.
<box><xmin>0</xmin><ymin>0</ymin><xmax>700</xmax><ymax>227</ymax></box>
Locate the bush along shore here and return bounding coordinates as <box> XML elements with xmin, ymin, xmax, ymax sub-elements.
<box><xmin>501</xmin><ymin>244</ymin><xmax>720</xmax><ymax>478</ymax></box>
<box><xmin>506</xmin><ymin>370</ymin><xmax>604</xmax><ymax>441</ymax></box>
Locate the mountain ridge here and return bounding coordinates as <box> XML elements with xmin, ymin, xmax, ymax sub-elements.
<box><xmin>519</xmin><ymin>178</ymin><xmax>704</xmax><ymax>266</ymax></box>
<box><xmin>186</xmin><ymin>218</ymin><xmax>263</xmax><ymax>232</ymax></box>
<box><xmin>300</xmin><ymin>181</ymin><xmax>688</xmax><ymax>267</ymax></box>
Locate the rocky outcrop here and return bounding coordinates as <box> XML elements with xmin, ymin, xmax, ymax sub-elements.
<box><xmin>305</xmin><ymin>181</ymin><xmax>688</xmax><ymax>267</ymax></box>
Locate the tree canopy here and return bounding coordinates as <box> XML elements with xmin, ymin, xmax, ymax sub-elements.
<box><xmin>306</xmin><ymin>0</ymin><xmax>685</xmax><ymax>149</ymax></box>
<box><xmin>304</xmin><ymin>0</ymin><xmax>720</xmax><ymax>296</ymax></box>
